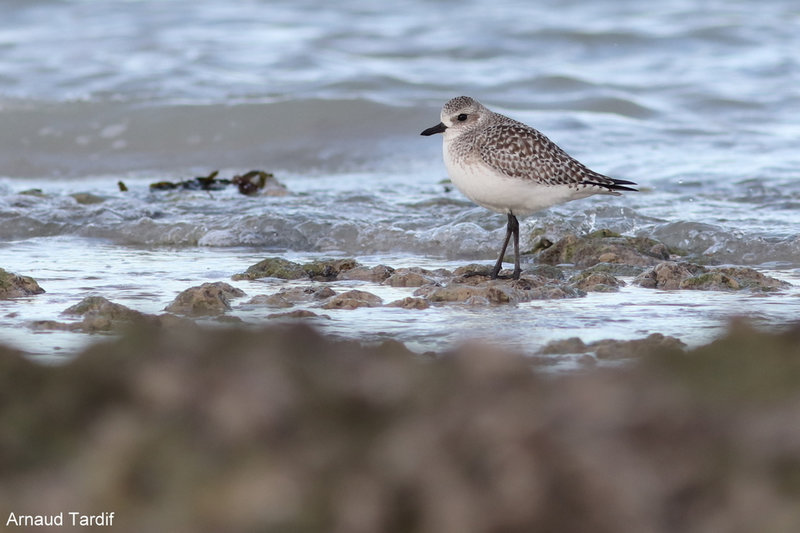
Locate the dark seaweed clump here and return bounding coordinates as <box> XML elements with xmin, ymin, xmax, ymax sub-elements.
<box><xmin>148</xmin><ymin>169</ymin><xmax>284</xmax><ymax>195</ymax></box>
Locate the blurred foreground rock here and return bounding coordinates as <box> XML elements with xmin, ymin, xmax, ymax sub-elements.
<box><xmin>0</xmin><ymin>268</ymin><xmax>45</xmax><ymax>298</ymax></box>
<box><xmin>2</xmin><ymin>321</ymin><xmax>799</xmax><ymax>533</ymax></box>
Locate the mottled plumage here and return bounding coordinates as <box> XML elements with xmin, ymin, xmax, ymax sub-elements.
<box><xmin>421</xmin><ymin>95</ymin><xmax>636</xmax><ymax>279</ymax></box>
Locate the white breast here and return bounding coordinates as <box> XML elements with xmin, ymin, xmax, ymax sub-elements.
<box><xmin>443</xmin><ymin>144</ymin><xmax>595</xmax><ymax>217</ymax></box>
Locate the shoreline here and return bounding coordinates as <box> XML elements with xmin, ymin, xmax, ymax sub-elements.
<box><xmin>3</xmin><ymin>229</ymin><xmax>799</xmax><ymax>364</ymax></box>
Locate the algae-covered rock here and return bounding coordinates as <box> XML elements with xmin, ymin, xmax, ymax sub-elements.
<box><xmin>537</xmin><ymin>337</ymin><xmax>589</xmax><ymax>355</ymax></box>
<box><xmin>576</xmin><ymin>261</ymin><xmax>645</xmax><ymax>277</ymax></box>
<box><xmin>708</xmin><ymin>267</ymin><xmax>790</xmax><ymax>292</ymax></box>
<box><xmin>245</xmin><ymin>294</ymin><xmax>294</xmax><ymax>308</ymax></box>
<box><xmin>267</xmin><ymin>310</ymin><xmax>329</xmax><ymax>319</ymax></box>
<box><xmin>525</xmin><ymin>264</ymin><xmax>566</xmax><ymax>280</ymax></box>
<box><xmin>303</xmin><ymin>258</ymin><xmax>360</xmax><ymax>281</ymax></box>
<box><xmin>568</xmin><ymin>269</ymin><xmax>626</xmax><ymax>292</ymax></box>
<box><xmin>416</xmin><ymin>284</ymin><xmax>514</xmax><ymax>305</ymax></box>
<box><xmin>338</xmin><ymin>264</ymin><xmax>395</xmax><ymax>282</ymax></box>
<box><xmin>633</xmin><ymin>261</ymin><xmax>701</xmax><ymax>290</ymax></box>
<box><xmin>321</xmin><ymin>289</ymin><xmax>383</xmax><ymax>310</ymax></box>
<box><xmin>451</xmin><ymin>263</ymin><xmax>566</xmax><ymax>282</ymax></box>
<box><xmin>452</xmin><ymin>263</ymin><xmax>494</xmax><ymax>277</ymax></box>
<box><xmin>69</xmin><ymin>192</ymin><xmax>106</xmax><ymax>205</ymax></box>
<box><xmin>48</xmin><ymin>296</ymin><xmax>178</xmax><ymax>332</ymax></box>
<box><xmin>383</xmin><ymin>267</ymin><xmax>440</xmax><ymax>287</ymax></box>
<box><xmin>537</xmin><ymin>230</ymin><xmax>670</xmax><ymax>268</ymax></box>
<box><xmin>232</xmin><ymin>257</ymin><xmax>362</xmax><ymax>281</ymax></box>
<box><xmin>0</xmin><ymin>268</ymin><xmax>45</xmax><ymax>299</ymax></box>
<box><xmin>634</xmin><ymin>262</ymin><xmax>790</xmax><ymax>292</ymax></box>
<box><xmin>63</xmin><ymin>296</ymin><xmax>133</xmax><ymax>317</ymax></box>
<box><xmin>386</xmin><ymin>297</ymin><xmax>430</xmax><ymax>310</ymax></box>
<box><xmin>593</xmin><ymin>334</ymin><xmax>687</xmax><ymax>360</ymax></box>
<box><xmin>415</xmin><ymin>276</ymin><xmax>582</xmax><ymax>305</ymax></box>
<box><xmin>165</xmin><ymin>282</ymin><xmax>246</xmax><ymax>316</ymax></box>
<box><xmin>678</xmin><ymin>270</ymin><xmax>741</xmax><ymax>291</ymax></box>
<box><xmin>267</xmin><ymin>286</ymin><xmax>337</xmax><ymax>306</ymax></box>
<box><xmin>232</xmin><ymin>257</ymin><xmax>308</xmax><ymax>281</ymax></box>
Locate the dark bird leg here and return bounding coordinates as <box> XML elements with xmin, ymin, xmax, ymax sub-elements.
<box><xmin>491</xmin><ymin>213</ymin><xmax>521</xmax><ymax>280</ymax></box>
<box><xmin>511</xmin><ymin>214</ymin><xmax>521</xmax><ymax>279</ymax></box>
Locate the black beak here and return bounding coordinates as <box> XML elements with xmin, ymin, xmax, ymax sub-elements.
<box><xmin>421</xmin><ymin>122</ymin><xmax>447</xmax><ymax>136</ymax></box>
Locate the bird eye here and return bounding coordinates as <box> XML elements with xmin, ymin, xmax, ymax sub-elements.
<box><xmin>457</xmin><ymin>113</ymin><xmax>468</xmax><ymax>122</ymax></box>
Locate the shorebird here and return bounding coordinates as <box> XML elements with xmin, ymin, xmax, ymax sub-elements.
<box><xmin>421</xmin><ymin>96</ymin><xmax>637</xmax><ymax>280</ymax></box>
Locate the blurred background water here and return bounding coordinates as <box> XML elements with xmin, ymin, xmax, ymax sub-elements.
<box><xmin>1</xmin><ymin>0</ymin><xmax>800</xmax><ymax>358</ymax></box>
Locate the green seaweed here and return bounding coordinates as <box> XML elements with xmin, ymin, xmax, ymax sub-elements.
<box><xmin>231</xmin><ymin>257</ymin><xmax>308</xmax><ymax>281</ymax></box>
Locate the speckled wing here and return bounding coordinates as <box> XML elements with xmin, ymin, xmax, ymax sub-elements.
<box><xmin>476</xmin><ymin>123</ymin><xmax>623</xmax><ymax>191</ymax></box>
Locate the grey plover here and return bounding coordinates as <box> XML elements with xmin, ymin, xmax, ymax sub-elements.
<box><xmin>421</xmin><ymin>96</ymin><xmax>637</xmax><ymax>280</ymax></box>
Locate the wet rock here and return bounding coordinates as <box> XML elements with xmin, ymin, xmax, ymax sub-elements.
<box><xmin>287</xmin><ymin>286</ymin><xmax>336</xmax><ymax>302</ymax></box>
<box><xmin>245</xmin><ymin>294</ymin><xmax>293</xmax><ymax>308</ymax></box>
<box><xmin>51</xmin><ymin>296</ymin><xmax>181</xmax><ymax>333</ymax></box>
<box><xmin>383</xmin><ymin>267</ymin><xmax>440</xmax><ymax>287</ymax></box>
<box><xmin>321</xmin><ymin>289</ymin><xmax>383</xmax><ymax>310</ymax></box>
<box><xmin>538</xmin><ymin>337</ymin><xmax>588</xmax><ymax>355</ymax></box>
<box><xmin>634</xmin><ymin>262</ymin><xmax>790</xmax><ymax>292</ymax></box>
<box><xmin>452</xmin><ymin>263</ymin><xmax>494</xmax><ymax>278</ymax></box>
<box><xmin>261</xmin><ymin>286</ymin><xmax>336</xmax><ymax>306</ymax></box>
<box><xmin>232</xmin><ymin>258</ymin><xmax>362</xmax><ymax>282</ymax></box>
<box><xmin>0</xmin><ymin>268</ymin><xmax>45</xmax><ymax>299</ymax></box>
<box><xmin>63</xmin><ymin>296</ymin><xmax>134</xmax><ymax>317</ymax></box>
<box><xmin>338</xmin><ymin>264</ymin><xmax>395</xmax><ymax>282</ymax></box>
<box><xmin>386</xmin><ymin>297</ymin><xmax>430</xmax><ymax>310</ymax></box>
<box><xmin>679</xmin><ymin>270</ymin><xmax>742</xmax><ymax>291</ymax></box>
<box><xmin>539</xmin><ymin>333</ymin><xmax>686</xmax><ymax>359</ymax></box>
<box><xmin>304</xmin><ymin>258</ymin><xmax>360</xmax><ymax>281</ymax></box>
<box><xmin>594</xmin><ymin>334</ymin><xmax>687</xmax><ymax>360</ymax></box>
<box><xmin>537</xmin><ymin>229</ymin><xmax>671</xmax><ymax>268</ymax></box>
<box><xmin>569</xmin><ymin>269</ymin><xmax>626</xmax><ymax>292</ymax></box>
<box><xmin>416</xmin><ymin>284</ymin><xmax>513</xmax><ymax>305</ymax></box>
<box><xmin>415</xmin><ymin>276</ymin><xmax>583</xmax><ymax>305</ymax></box>
<box><xmin>267</xmin><ymin>310</ymin><xmax>329</xmax><ymax>319</ymax></box>
<box><xmin>689</xmin><ymin>267</ymin><xmax>791</xmax><ymax>292</ymax></box>
<box><xmin>452</xmin><ymin>264</ymin><xmax>565</xmax><ymax>282</ymax></box>
<box><xmin>165</xmin><ymin>282</ymin><xmax>246</xmax><ymax>316</ymax></box>
<box><xmin>577</xmin><ymin>261</ymin><xmax>646</xmax><ymax>277</ymax></box>
<box><xmin>69</xmin><ymin>192</ymin><xmax>106</xmax><ymax>205</ymax></box>
<box><xmin>633</xmin><ymin>261</ymin><xmax>701</xmax><ymax>290</ymax></box>
<box><xmin>18</xmin><ymin>188</ymin><xmax>46</xmax><ymax>197</ymax></box>
<box><xmin>29</xmin><ymin>320</ymin><xmax>76</xmax><ymax>332</ymax></box>
<box><xmin>524</xmin><ymin>235</ymin><xmax>554</xmax><ymax>254</ymax></box>
<box><xmin>232</xmin><ymin>257</ymin><xmax>308</xmax><ymax>281</ymax></box>
<box><xmin>526</xmin><ymin>264</ymin><xmax>566</xmax><ymax>280</ymax></box>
